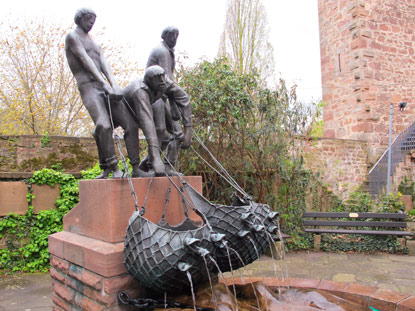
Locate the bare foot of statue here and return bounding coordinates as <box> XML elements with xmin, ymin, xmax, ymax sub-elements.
<box><xmin>132</xmin><ymin>166</ymin><xmax>155</xmax><ymax>178</ymax></box>
<box><xmin>95</xmin><ymin>166</ymin><xmax>123</xmax><ymax>179</ymax></box>
<box><xmin>165</xmin><ymin>165</ymin><xmax>182</xmax><ymax>176</ymax></box>
<box><xmin>152</xmin><ymin>157</ymin><xmax>166</xmax><ymax>176</ymax></box>
<box><xmin>111</xmin><ymin>167</ymin><xmax>124</xmax><ymax>179</ymax></box>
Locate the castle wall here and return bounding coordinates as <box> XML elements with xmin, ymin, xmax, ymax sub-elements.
<box><xmin>302</xmin><ymin>137</ymin><xmax>369</xmax><ymax>198</ymax></box>
<box><xmin>319</xmin><ymin>0</ymin><xmax>415</xmax><ymax>163</ymax></box>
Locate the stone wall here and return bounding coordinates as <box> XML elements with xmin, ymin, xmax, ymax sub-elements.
<box><xmin>302</xmin><ymin>137</ymin><xmax>369</xmax><ymax>199</ymax></box>
<box><xmin>319</xmin><ymin>0</ymin><xmax>415</xmax><ymax>163</ymax></box>
<box><xmin>0</xmin><ymin>182</ymin><xmax>60</xmax><ymax>216</ymax></box>
<box><xmin>0</xmin><ymin>134</ymin><xmax>373</xmax><ymax>200</ymax></box>
<box><xmin>0</xmin><ymin>135</ymin><xmax>98</xmax><ymax>178</ymax></box>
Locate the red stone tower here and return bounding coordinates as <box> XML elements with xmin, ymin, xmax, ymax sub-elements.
<box><xmin>318</xmin><ymin>0</ymin><xmax>415</xmax><ymax>162</ymax></box>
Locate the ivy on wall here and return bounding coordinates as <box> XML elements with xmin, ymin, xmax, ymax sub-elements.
<box><xmin>0</xmin><ymin>167</ymin><xmax>99</xmax><ymax>273</ymax></box>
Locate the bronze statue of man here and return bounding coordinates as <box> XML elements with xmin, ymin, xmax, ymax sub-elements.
<box><xmin>65</xmin><ymin>8</ymin><xmax>162</xmax><ymax>177</ymax></box>
<box><xmin>124</xmin><ymin>66</ymin><xmax>192</xmax><ymax>172</ymax></box>
<box><xmin>142</xmin><ymin>26</ymin><xmax>192</xmax><ymax>173</ymax></box>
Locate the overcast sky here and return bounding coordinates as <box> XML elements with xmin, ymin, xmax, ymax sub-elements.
<box><xmin>0</xmin><ymin>0</ymin><xmax>322</xmax><ymax>103</ymax></box>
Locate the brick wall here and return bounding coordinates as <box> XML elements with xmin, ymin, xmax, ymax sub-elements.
<box><xmin>303</xmin><ymin>137</ymin><xmax>369</xmax><ymax>198</ymax></box>
<box><xmin>0</xmin><ymin>135</ymin><xmax>98</xmax><ymax>177</ymax></box>
<box><xmin>319</xmin><ymin>0</ymin><xmax>415</xmax><ymax>163</ymax></box>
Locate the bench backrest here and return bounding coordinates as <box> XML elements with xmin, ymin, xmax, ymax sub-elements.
<box><xmin>303</xmin><ymin>212</ymin><xmax>408</xmax><ymax>229</ymax></box>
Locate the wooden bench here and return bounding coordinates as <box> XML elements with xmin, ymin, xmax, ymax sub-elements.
<box><xmin>303</xmin><ymin>212</ymin><xmax>414</xmax><ymax>250</ymax></box>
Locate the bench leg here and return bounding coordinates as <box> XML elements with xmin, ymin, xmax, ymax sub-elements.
<box><xmin>397</xmin><ymin>237</ymin><xmax>406</xmax><ymax>249</ymax></box>
<box><xmin>314</xmin><ymin>234</ymin><xmax>321</xmax><ymax>251</ymax></box>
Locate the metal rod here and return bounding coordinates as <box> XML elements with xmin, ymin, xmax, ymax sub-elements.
<box><xmin>387</xmin><ymin>103</ymin><xmax>393</xmax><ymax>194</ymax></box>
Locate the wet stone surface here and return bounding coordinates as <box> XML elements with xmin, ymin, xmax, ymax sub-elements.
<box><xmin>1</xmin><ymin>251</ymin><xmax>415</xmax><ymax>310</ymax></box>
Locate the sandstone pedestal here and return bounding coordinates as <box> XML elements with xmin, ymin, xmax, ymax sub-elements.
<box><xmin>49</xmin><ymin>176</ymin><xmax>203</xmax><ymax>311</ymax></box>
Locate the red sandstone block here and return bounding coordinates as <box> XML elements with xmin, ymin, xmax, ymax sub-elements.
<box><xmin>32</xmin><ymin>184</ymin><xmax>59</xmax><ymax>213</ymax></box>
<box><xmin>318</xmin><ymin>280</ymin><xmax>349</xmax><ymax>297</ymax></box>
<box><xmin>83</xmin><ymin>241</ymin><xmax>126</xmax><ymax>277</ymax></box>
<box><xmin>68</xmin><ymin>264</ymin><xmax>103</xmax><ymax>291</ymax></box>
<box><xmin>324</xmin><ymin>111</ymin><xmax>334</xmax><ymax>121</ymax></box>
<box><xmin>56</xmin><ymin>268</ymin><xmax>88</xmax><ymax>294</ymax></box>
<box><xmin>222</xmin><ymin>276</ymin><xmax>262</xmax><ymax>286</ymax></box>
<box><xmin>81</xmin><ymin>296</ymin><xmax>106</xmax><ymax>311</ymax></box>
<box><xmin>64</xmin><ymin>177</ymin><xmax>203</xmax><ymax>243</ymax></box>
<box><xmin>370</xmin><ymin>289</ymin><xmax>411</xmax><ymax>311</ymax></box>
<box><xmin>380</xmin><ymin>24</ymin><xmax>389</xmax><ymax>31</ymax></box>
<box><xmin>351</xmin><ymin>38</ymin><xmax>367</xmax><ymax>50</ymax></box>
<box><xmin>53</xmin><ymin>280</ymin><xmax>75</xmax><ymax>303</ymax></box>
<box><xmin>263</xmin><ymin>277</ymin><xmax>291</xmax><ymax>288</ymax></box>
<box><xmin>64</xmin><ymin>239</ymin><xmax>84</xmax><ymax>266</ymax></box>
<box><xmin>343</xmin><ymin>283</ymin><xmax>377</xmax><ymax>306</ymax></box>
<box><xmin>351</xmin><ymin>8</ymin><xmax>368</xmax><ymax>18</ymax></box>
<box><xmin>50</xmin><ymin>255</ymin><xmax>70</xmax><ymax>274</ymax></box>
<box><xmin>398</xmin><ymin>296</ymin><xmax>415</xmax><ymax>311</ymax></box>
<box><xmin>50</xmin><ymin>267</ymin><xmax>66</xmax><ymax>285</ymax></box>
<box><xmin>103</xmin><ymin>273</ymin><xmax>141</xmax><ymax>295</ymax></box>
<box><xmin>392</xmin><ymin>94</ymin><xmax>402</xmax><ymax>103</ymax></box>
<box><xmin>51</xmin><ymin>231</ymin><xmax>126</xmax><ymax>278</ymax></box>
<box><xmin>83</xmin><ymin>286</ymin><xmax>116</xmax><ymax>307</ymax></box>
<box><xmin>351</xmin><ymin>123</ymin><xmax>373</xmax><ymax>133</ymax></box>
<box><xmin>53</xmin><ymin>293</ymin><xmax>72</xmax><ymax>311</ymax></box>
<box><xmin>49</xmin><ymin>236</ymin><xmax>64</xmax><ymax>259</ymax></box>
<box><xmin>324</xmin><ymin>129</ymin><xmax>335</xmax><ymax>138</ymax></box>
<box><xmin>0</xmin><ymin>182</ymin><xmax>28</xmax><ymax>216</ymax></box>
<box><xmin>287</xmin><ymin>278</ymin><xmax>320</xmax><ymax>289</ymax></box>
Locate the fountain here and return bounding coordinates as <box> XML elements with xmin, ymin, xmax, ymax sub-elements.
<box><xmin>47</xmin><ymin>9</ymin><xmax>415</xmax><ymax>310</ymax></box>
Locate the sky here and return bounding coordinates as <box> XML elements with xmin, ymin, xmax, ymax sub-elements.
<box><xmin>0</xmin><ymin>0</ymin><xmax>322</xmax><ymax>103</ymax></box>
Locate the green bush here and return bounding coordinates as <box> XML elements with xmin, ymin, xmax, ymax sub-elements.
<box><xmin>314</xmin><ymin>191</ymin><xmax>408</xmax><ymax>254</ymax></box>
<box><xmin>320</xmin><ymin>234</ymin><xmax>405</xmax><ymax>253</ymax></box>
<box><xmin>178</xmin><ymin>58</ymin><xmax>319</xmax><ymax>248</ymax></box>
<box><xmin>0</xmin><ymin>167</ymin><xmax>101</xmax><ymax>273</ymax></box>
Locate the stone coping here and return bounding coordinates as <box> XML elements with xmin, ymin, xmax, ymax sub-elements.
<box><xmin>0</xmin><ymin>171</ymin><xmax>82</xmax><ymax>179</ymax></box>
<box><xmin>222</xmin><ymin>276</ymin><xmax>415</xmax><ymax>311</ymax></box>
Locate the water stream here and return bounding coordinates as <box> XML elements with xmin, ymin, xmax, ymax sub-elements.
<box><xmin>228</xmin><ymin>246</ymin><xmax>260</xmax><ymax>310</ymax></box>
<box><xmin>248</xmin><ymin>238</ymin><xmax>265</xmax><ymax>283</ymax></box>
<box><xmin>186</xmin><ymin>271</ymin><xmax>197</xmax><ymax>311</ymax></box>
<box><xmin>202</xmin><ymin>255</ymin><xmax>218</xmax><ymax>310</ymax></box>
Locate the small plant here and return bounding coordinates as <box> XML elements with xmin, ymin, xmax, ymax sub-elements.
<box><xmin>398</xmin><ymin>177</ymin><xmax>415</xmax><ymax>204</ymax></box>
<box><xmin>377</xmin><ymin>193</ymin><xmax>404</xmax><ymax>213</ymax></box>
<box><xmin>40</xmin><ymin>132</ymin><xmax>51</xmax><ymax>148</ymax></box>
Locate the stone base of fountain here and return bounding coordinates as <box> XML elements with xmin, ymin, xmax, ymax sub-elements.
<box><xmin>48</xmin><ymin>177</ymin><xmax>203</xmax><ymax>311</ymax></box>
<box><xmin>221</xmin><ymin>277</ymin><xmax>415</xmax><ymax>311</ymax></box>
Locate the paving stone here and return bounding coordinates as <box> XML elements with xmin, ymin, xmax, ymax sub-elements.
<box><xmin>389</xmin><ymin>254</ymin><xmax>415</xmax><ymax>263</ymax></box>
<box><xmin>398</xmin><ymin>286</ymin><xmax>415</xmax><ymax>296</ymax></box>
<box><xmin>377</xmin><ymin>283</ymin><xmax>401</xmax><ymax>292</ymax></box>
<box><xmin>332</xmin><ymin>273</ymin><xmax>356</xmax><ymax>283</ymax></box>
<box><xmin>327</xmin><ymin>253</ymin><xmax>349</xmax><ymax>260</ymax></box>
<box><xmin>356</xmin><ymin>275</ymin><xmax>380</xmax><ymax>283</ymax></box>
<box><xmin>347</xmin><ymin>253</ymin><xmax>371</xmax><ymax>262</ymax></box>
<box><xmin>367</xmin><ymin>254</ymin><xmax>391</xmax><ymax>263</ymax></box>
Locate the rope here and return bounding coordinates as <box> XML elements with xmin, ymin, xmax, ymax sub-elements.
<box><xmin>158</xmin><ymin>186</ymin><xmax>171</xmax><ymax>225</ymax></box>
<box><xmin>106</xmin><ymin>95</ymin><xmax>140</xmax><ymax>212</ymax></box>
<box><xmin>140</xmin><ymin>176</ymin><xmax>154</xmax><ymax>216</ymax></box>
<box><xmin>191</xmin><ymin>130</ymin><xmax>250</xmax><ymax>199</ymax></box>
<box><xmin>163</xmin><ymin>170</ymin><xmax>213</xmax><ymax>231</ymax></box>
<box><xmin>180</xmin><ymin>186</ymin><xmax>189</xmax><ymax>218</ymax></box>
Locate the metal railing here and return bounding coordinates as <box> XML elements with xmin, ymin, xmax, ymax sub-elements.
<box><xmin>369</xmin><ymin>122</ymin><xmax>415</xmax><ymax>198</ymax></box>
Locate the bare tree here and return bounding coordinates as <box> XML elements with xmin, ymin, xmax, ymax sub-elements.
<box><xmin>0</xmin><ymin>18</ymin><xmax>140</xmax><ymax>136</ymax></box>
<box><xmin>219</xmin><ymin>0</ymin><xmax>275</xmax><ymax>83</ymax></box>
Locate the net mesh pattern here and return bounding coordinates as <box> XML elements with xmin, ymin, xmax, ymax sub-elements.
<box><xmin>124</xmin><ymin>211</ymin><xmax>215</xmax><ymax>294</ymax></box>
